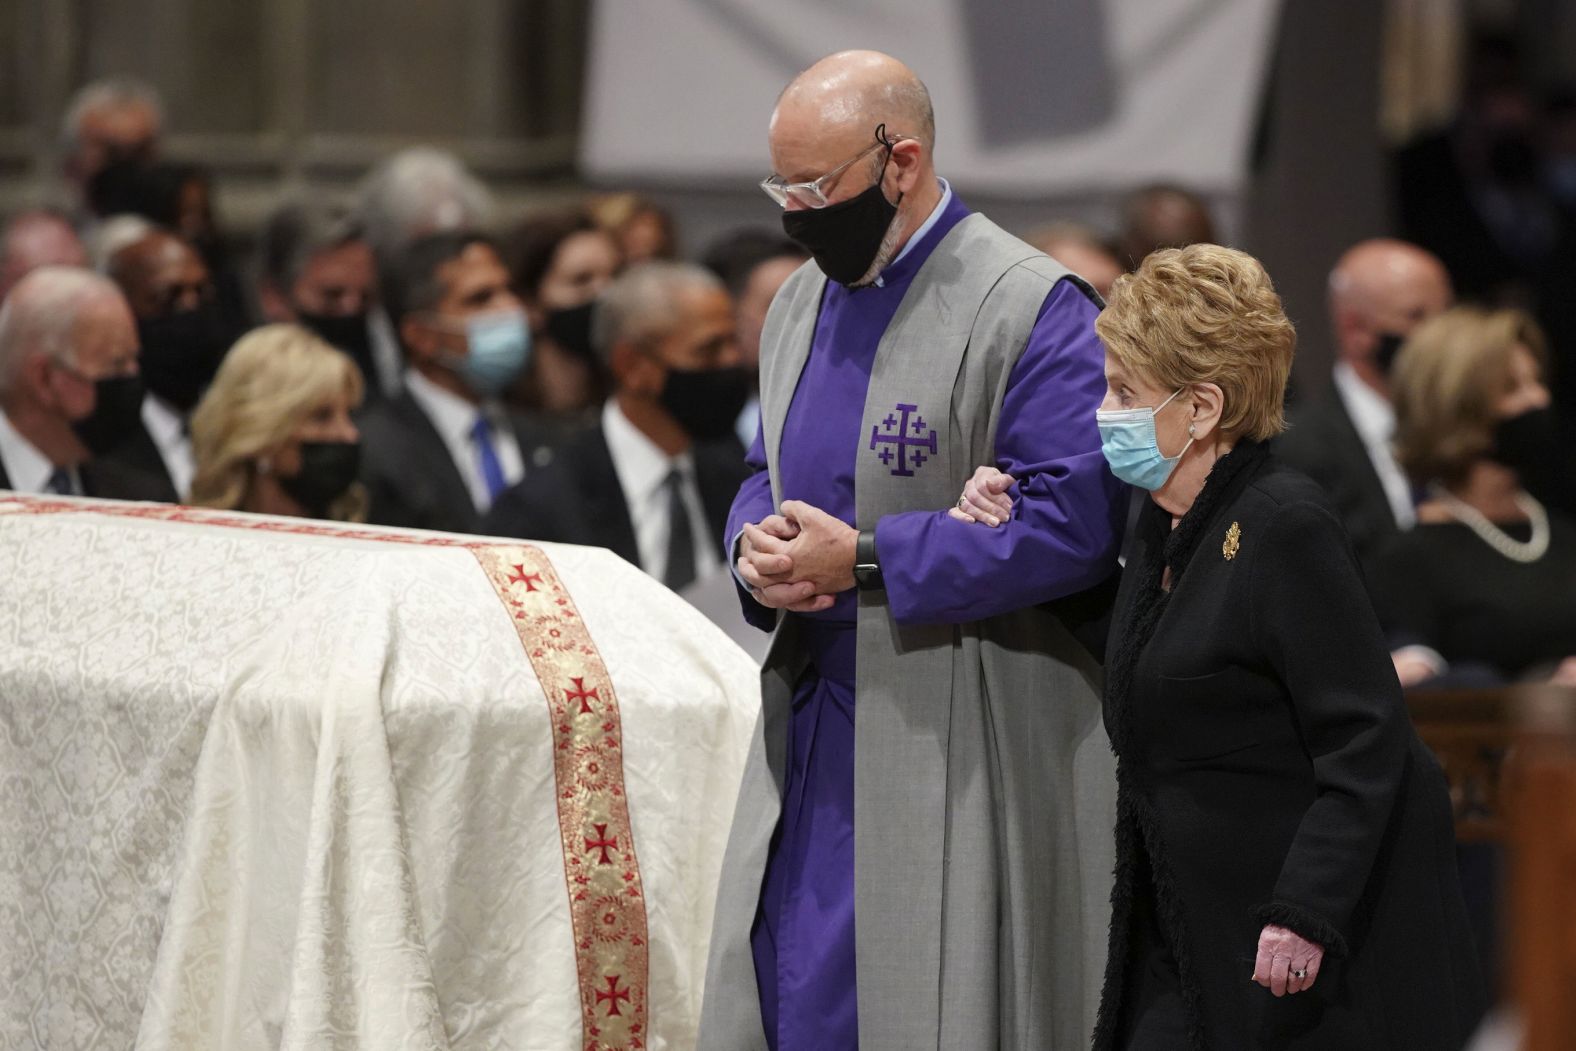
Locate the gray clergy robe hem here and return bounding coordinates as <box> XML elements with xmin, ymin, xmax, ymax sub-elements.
<box><xmin>698</xmin><ymin>214</ymin><xmax>1118</xmax><ymax>1050</ymax></box>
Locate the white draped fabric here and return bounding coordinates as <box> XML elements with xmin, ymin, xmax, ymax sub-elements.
<box><xmin>0</xmin><ymin>495</ymin><xmax>760</xmax><ymax>1050</ymax></box>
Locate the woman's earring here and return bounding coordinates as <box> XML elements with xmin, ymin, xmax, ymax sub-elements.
<box><xmin>1188</xmin><ymin>423</ymin><xmax>1197</xmax><ymax>438</ymax></box>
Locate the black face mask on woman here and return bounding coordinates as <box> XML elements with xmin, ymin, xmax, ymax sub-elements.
<box><xmin>544</xmin><ymin>301</ymin><xmax>597</xmax><ymax>361</ymax></box>
<box><xmin>277</xmin><ymin>441</ymin><xmax>361</xmax><ymax>516</ymax></box>
<box><xmin>782</xmin><ymin>146</ymin><xmax>903</xmax><ymax>287</ymax></box>
<box><xmin>1491</xmin><ymin>406</ymin><xmax>1576</xmax><ymax>514</ymax></box>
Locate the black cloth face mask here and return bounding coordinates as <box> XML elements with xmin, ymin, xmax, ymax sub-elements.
<box><xmin>295</xmin><ymin>309</ymin><xmax>376</xmax><ymax>376</ymax></box>
<box><xmin>782</xmin><ymin>148</ymin><xmax>903</xmax><ymax>287</ymax></box>
<box><xmin>71</xmin><ymin>374</ymin><xmax>146</xmax><ymax>456</ymax></box>
<box><xmin>1374</xmin><ymin>331</ymin><xmax>1406</xmax><ymax>375</ymax></box>
<box><xmin>136</xmin><ymin>301</ymin><xmax>231</xmax><ymax>412</ymax></box>
<box><xmin>545</xmin><ymin>302</ymin><xmax>597</xmax><ymax>361</ymax></box>
<box><xmin>659</xmin><ymin>365</ymin><xmax>754</xmax><ymax>442</ymax></box>
<box><xmin>277</xmin><ymin>440</ymin><xmax>361</xmax><ymax>516</ymax></box>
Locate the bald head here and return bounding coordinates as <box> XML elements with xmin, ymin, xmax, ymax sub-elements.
<box><xmin>774</xmin><ymin>51</ymin><xmax>935</xmax><ymax>153</ymax></box>
<box><xmin>1328</xmin><ymin>239</ymin><xmax>1453</xmax><ymax>386</ymax></box>
<box><xmin>768</xmin><ymin>51</ymin><xmax>941</xmax><ymax>286</ymax></box>
<box><xmin>107</xmin><ymin>229</ymin><xmax>211</xmax><ymax>320</ymax></box>
<box><xmin>0</xmin><ymin>210</ymin><xmax>88</xmax><ymax>304</ymax></box>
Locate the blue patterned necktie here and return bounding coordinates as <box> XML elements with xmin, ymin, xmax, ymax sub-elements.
<box><xmin>470</xmin><ymin>413</ymin><xmax>508</xmax><ymax>503</ymax></box>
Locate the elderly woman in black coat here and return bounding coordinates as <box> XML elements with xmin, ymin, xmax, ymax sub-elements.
<box><xmin>954</xmin><ymin>244</ymin><xmax>1484</xmax><ymax>1049</ymax></box>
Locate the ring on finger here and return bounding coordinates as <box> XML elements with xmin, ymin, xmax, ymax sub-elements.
<box><xmin>957</xmin><ymin>496</ymin><xmax>968</xmax><ymax>509</ymax></box>
<box><xmin>1291</xmin><ymin>968</ymin><xmax>1308</xmax><ymax>980</ymax></box>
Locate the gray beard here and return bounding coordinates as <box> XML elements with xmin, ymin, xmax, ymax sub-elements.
<box><xmin>848</xmin><ymin>211</ymin><xmax>908</xmax><ymax>288</ymax></box>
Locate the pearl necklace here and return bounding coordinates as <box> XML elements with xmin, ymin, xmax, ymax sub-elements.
<box><xmin>1429</xmin><ymin>485</ymin><xmax>1550</xmax><ymax>564</ymax></box>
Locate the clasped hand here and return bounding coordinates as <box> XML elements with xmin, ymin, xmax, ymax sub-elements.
<box><xmin>737</xmin><ymin>500</ymin><xmax>858</xmax><ymax>612</ymax></box>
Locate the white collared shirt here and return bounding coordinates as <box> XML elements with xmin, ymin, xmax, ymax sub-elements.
<box><xmin>872</xmin><ymin>178</ymin><xmax>953</xmax><ymax>288</ymax></box>
<box><xmin>0</xmin><ymin>409</ymin><xmax>77</xmax><ymax>493</ymax></box>
<box><xmin>602</xmin><ymin>398</ymin><xmax>718</xmax><ymax>582</ymax></box>
<box><xmin>404</xmin><ymin>368</ymin><xmax>524</xmax><ymax>513</ymax></box>
<box><xmin>141</xmin><ymin>394</ymin><xmax>194</xmax><ymax>500</ymax></box>
<box><xmin>1331</xmin><ymin>363</ymin><xmax>1415</xmax><ymax>530</ymax></box>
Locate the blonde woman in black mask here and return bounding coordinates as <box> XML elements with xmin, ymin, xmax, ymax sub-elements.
<box><xmin>189</xmin><ymin>324</ymin><xmax>365</xmax><ymax>521</ymax></box>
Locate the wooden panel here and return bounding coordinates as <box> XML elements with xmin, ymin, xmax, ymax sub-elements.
<box><xmin>1507</xmin><ymin>688</ymin><xmax>1576</xmax><ymax>1051</ymax></box>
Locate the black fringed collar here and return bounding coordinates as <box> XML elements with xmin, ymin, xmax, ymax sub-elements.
<box><xmin>1152</xmin><ymin>439</ymin><xmax>1271</xmax><ymax>588</ymax></box>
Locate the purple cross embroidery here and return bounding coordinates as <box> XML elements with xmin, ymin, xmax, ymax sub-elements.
<box><xmin>869</xmin><ymin>403</ymin><xmax>938</xmax><ymax>477</ymax></box>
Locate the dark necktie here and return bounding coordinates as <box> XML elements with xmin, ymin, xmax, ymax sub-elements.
<box><xmin>663</xmin><ymin>467</ymin><xmax>696</xmax><ymax>591</ymax></box>
<box><xmin>470</xmin><ymin>414</ymin><xmax>508</xmax><ymax>503</ymax></box>
<box><xmin>46</xmin><ymin>467</ymin><xmax>75</xmax><ymax>496</ymax></box>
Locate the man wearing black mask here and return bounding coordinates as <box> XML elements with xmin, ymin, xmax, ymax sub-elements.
<box><xmin>1279</xmin><ymin>239</ymin><xmax>1453</xmax><ymax>574</ymax></box>
<box><xmin>0</xmin><ymin>267</ymin><xmax>168</xmax><ymax>500</ymax></box>
<box><xmin>257</xmin><ymin>200</ymin><xmax>385</xmax><ymax>398</ymax></box>
<box><xmin>483</xmin><ymin>261</ymin><xmax>751</xmax><ymax>590</ymax></box>
<box><xmin>103</xmin><ymin>227</ymin><xmax>235</xmax><ymax>502</ymax></box>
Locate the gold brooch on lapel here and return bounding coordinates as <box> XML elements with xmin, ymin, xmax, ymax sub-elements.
<box><xmin>1223</xmin><ymin>521</ymin><xmax>1242</xmax><ymax>561</ymax></box>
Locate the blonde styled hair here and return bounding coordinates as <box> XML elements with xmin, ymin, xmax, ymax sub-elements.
<box><xmin>189</xmin><ymin>323</ymin><xmax>367</xmax><ymax>520</ymax></box>
<box><xmin>1391</xmin><ymin>306</ymin><xmax>1547</xmax><ymax>488</ymax></box>
<box><xmin>1096</xmin><ymin>244</ymin><xmax>1296</xmax><ymax>442</ymax></box>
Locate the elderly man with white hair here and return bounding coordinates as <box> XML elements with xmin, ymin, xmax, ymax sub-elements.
<box><xmin>483</xmin><ymin>261</ymin><xmax>753</xmax><ymax>587</ymax></box>
<box><xmin>58</xmin><ymin>77</ymin><xmax>165</xmax><ymax>217</ymax></box>
<box><xmin>0</xmin><ymin>266</ymin><xmax>166</xmax><ymax>499</ymax></box>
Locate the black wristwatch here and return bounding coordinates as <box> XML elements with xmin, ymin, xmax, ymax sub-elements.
<box><xmin>853</xmin><ymin>530</ymin><xmax>884</xmax><ymax>591</ymax></box>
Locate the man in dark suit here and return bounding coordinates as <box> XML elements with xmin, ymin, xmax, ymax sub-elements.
<box><xmin>1278</xmin><ymin>239</ymin><xmax>1452</xmax><ymax>573</ymax></box>
<box><xmin>359</xmin><ymin>230</ymin><xmax>558</xmax><ymax>535</ymax></box>
<box><xmin>103</xmin><ymin>227</ymin><xmax>234</xmax><ymax>503</ymax></box>
<box><xmin>0</xmin><ymin>266</ymin><xmax>170</xmax><ymax>501</ymax></box>
<box><xmin>484</xmin><ymin>262</ymin><xmax>752</xmax><ymax>589</ymax></box>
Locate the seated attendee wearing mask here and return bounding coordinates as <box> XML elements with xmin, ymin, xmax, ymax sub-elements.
<box><xmin>1277</xmin><ymin>239</ymin><xmax>1453</xmax><ymax>574</ymax></box>
<box><xmin>256</xmin><ymin>199</ymin><xmax>381</xmax><ymax>395</ymax></box>
<box><xmin>188</xmin><ymin>323</ymin><xmax>364</xmax><ymax>521</ymax></box>
<box><xmin>1373</xmin><ymin>306</ymin><xmax>1576</xmax><ymax>686</ymax></box>
<box><xmin>0</xmin><ymin>266</ymin><xmax>166</xmax><ymax>500</ymax></box>
<box><xmin>104</xmin><ymin>227</ymin><xmax>235</xmax><ymax>501</ymax></box>
<box><xmin>58</xmin><ymin>77</ymin><xmax>164</xmax><ymax>226</ymax></box>
<box><xmin>954</xmin><ymin>245</ymin><xmax>1484</xmax><ymax>1050</ymax></box>
<box><xmin>504</xmin><ymin>208</ymin><xmax>622</xmax><ymax>418</ymax></box>
<box><xmin>699</xmin><ymin>227</ymin><xmax>808</xmax><ymax>448</ymax></box>
<box><xmin>359</xmin><ymin>230</ymin><xmax>557</xmax><ymax>534</ymax></box>
<box><xmin>483</xmin><ymin>262</ymin><xmax>751</xmax><ymax>589</ymax></box>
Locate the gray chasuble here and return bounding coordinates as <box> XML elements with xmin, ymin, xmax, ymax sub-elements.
<box><xmin>699</xmin><ymin>212</ymin><xmax>1119</xmax><ymax>1049</ymax></box>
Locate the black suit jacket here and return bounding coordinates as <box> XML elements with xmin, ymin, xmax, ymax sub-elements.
<box><xmin>481</xmin><ymin>423</ymin><xmax>750</xmax><ymax>571</ymax></box>
<box><xmin>1274</xmin><ymin>390</ymin><xmax>1399</xmax><ymax>575</ymax></box>
<box><xmin>0</xmin><ymin>449</ymin><xmax>174</xmax><ymax>502</ymax></box>
<box><xmin>97</xmin><ymin>420</ymin><xmax>181</xmax><ymax>503</ymax></box>
<box><xmin>359</xmin><ymin>389</ymin><xmax>562</xmax><ymax>536</ymax></box>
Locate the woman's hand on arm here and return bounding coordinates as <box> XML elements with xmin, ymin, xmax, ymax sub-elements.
<box><xmin>1252</xmin><ymin>924</ymin><xmax>1324</xmax><ymax>997</ymax></box>
<box><xmin>946</xmin><ymin>465</ymin><xmax>1016</xmax><ymax>527</ymax></box>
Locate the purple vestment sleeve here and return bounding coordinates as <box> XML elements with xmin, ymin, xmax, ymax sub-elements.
<box><xmin>875</xmin><ymin>280</ymin><xmax>1127</xmax><ymax>625</ymax></box>
<box><xmin>725</xmin><ymin>423</ymin><xmax>780</xmax><ymax>632</ymax></box>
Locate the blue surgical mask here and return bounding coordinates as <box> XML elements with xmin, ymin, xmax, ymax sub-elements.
<box><xmin>441</xmin><ymin>308</ymin><xmax>531</xmax><ymax>395</ymax></box>
<box><xmin>1095</xmin><ymin>388</ymin><xmax>1194</xmax><ymax>491</ymax></box>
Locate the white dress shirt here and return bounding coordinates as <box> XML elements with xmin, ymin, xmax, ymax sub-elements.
<box><xmin>141</xmin><ymin>394</ymin><xmax>194</xmax><ymax>501</ymax></box>
<box><xmin>0</xmin><ymin>409</ymin><xmax>78</xmax><ymax>494</ymax></box>
<box><xmin>404</xmin><ymin>368</ymin><xmax>524</xmax><ymax>513</ymax></box>
<box><xmin>1331</xmin><ymin>363</ymin><xmax>1415</xmax><ymax>530</ymax></box>
<box><xmin>602</xmin><ymin>398</ymin><xmax>718</xmax><ymax>581</ymax></box>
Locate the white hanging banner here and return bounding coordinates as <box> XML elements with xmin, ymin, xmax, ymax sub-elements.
<box><xmin>583</xmin><ymin>0</ymin><xmax>1283</xmax><ymax>196</ymax></box>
